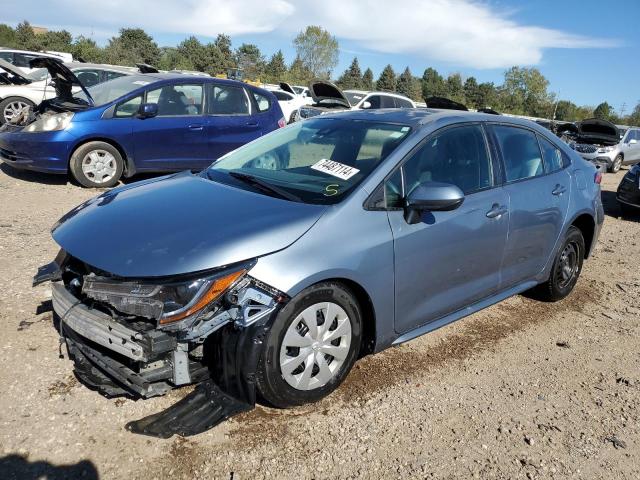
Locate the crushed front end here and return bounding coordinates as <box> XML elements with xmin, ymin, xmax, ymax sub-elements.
<box><xmin>34</xmin><ymin>250</ymin><xmax>288</xmax><ymax>438</ymax></box>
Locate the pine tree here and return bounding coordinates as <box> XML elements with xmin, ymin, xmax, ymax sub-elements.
<box><xmin>288</xmin><ymin>56</ymin><xmax>312</xmax><ymax>84</ymax></box>
<box><xmin>376</xmin><ymin>64</ymin><xmax>396</xmax><ymax>92</ymax></box>
<box><xmin>421</xmin><ymin>67</ymin><xmax>445</xmax><ymax>99</ymax></box>
<box><xmin>336</xmin><ymin>57</ymin><xmax>363</xmax><ymax>90</ymax></box>
<box><xmin>396</xmin><ymin>67</ymin><xmax>414</xmax><ymax>98</ymax></box>
<box><xmin>362</xmin><ymin>68</ymin><xmax>374</xmax><ymax>90</ymax></box>
<box><xmin>264</xmin><ymin>50</ymin><xmax>287</xmax><ymax>83</ymax></box>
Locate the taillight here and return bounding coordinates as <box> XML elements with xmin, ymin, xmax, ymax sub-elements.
<box><xmin>278</xmin><ymin>118</ymin><xmax>286</xmax><ymax>128</ymax></box>
<box><xmin>594</xmin><ymin>171</ymin><xmax>602</xmax><ymax>184</ymax></box>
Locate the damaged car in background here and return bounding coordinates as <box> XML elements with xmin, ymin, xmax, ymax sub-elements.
<box><xmin>566</xmin><ymin>118</ymin><xmax>639</xmax><ymax>173</ymax></box>
<box><xmin>34</xmin><ymin>109</ymin><xmax>602</xmax><ymax>438</ymax></box>
<box><xmin>294</xmin><ymin>80</ymin><xmax>415</xmax><ymax>121</ymax></box>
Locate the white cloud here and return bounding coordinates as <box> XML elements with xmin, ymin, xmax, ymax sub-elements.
<box><xmin>6</xmin><ymin>0</ymin><xmax>617</xmax><ymax>68</ymax></box>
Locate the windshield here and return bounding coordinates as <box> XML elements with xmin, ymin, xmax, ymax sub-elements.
<box><xmin>207</xmin><ymin>117</ymin><xmax>411</xmax><ymax>205</ymax></box>
<box><xmin>26</xmin><ymin>68</ymin><xmax>49</xmax><ymax>82</ymax></box>
<box><xmin>74</xmin><ymin>74</ymin><xmax>153</xmax><ymax>106</ymax></box>
<box><xmin>344</xmin><ymin>91</ymin><xmax>367</xmax><ymax>107</ymax></box>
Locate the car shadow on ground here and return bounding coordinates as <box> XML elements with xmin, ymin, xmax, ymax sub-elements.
<box><xmin>601</xmin><ymin>189</ymin><xmax>640</xmax><ymax>221</ymax></box>
<box><xmin>0</xmin><ymin>163</ymin><xmax>68</xmax><ymax>186</ymax></box>
<box><xmin>0</xmin><ymin>454</ymin><xmax>99</xmax><ymax>480</ymax></box>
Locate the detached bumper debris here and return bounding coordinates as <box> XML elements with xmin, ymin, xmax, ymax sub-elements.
<box><xmin>35</xmin><ymin>253</ymin><xmax>285</xmax><ymax>438</ymax></box>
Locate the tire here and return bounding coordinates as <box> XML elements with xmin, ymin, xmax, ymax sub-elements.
<box><xmin>536</xmin><ymin>226</ymin><xmax>585</xmax><ymax>302</ymax></box>
<box><xmin>69</xmin><ymin>141</ymin><xmax>124</xmax><ymax>188</ymax></box>
<box><xmin>608</xmin><ymin>155</ymin><xmax>623</xmax><ymax>173</ymax></box>
<box><xmin>0</xmin><ymin>96</ymin><xmax>35</xmax><ymax>124</ymax></box>
<box><xmin>256</xmin><ymin>282</ymin><xmax>362</xmax><ymax>408</ymax></box>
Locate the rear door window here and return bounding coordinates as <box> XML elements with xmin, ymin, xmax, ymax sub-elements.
<box><xmin>252</xmin><ymin>91</ymin><xmax>270</xmax><ymax>112</ymax></box>
<box><xmin>381</xmin><ymin>95</ymin><xmax>396</xmax><ymax>108</ymax></box>
<box><xmin>0</xmin><ymin>52</ymin><xmax>14</xmax><ymax>63</ymax></box>
<box><xmin>395</xmin><ymin>97</ymin><xmax>413</xmax><ymax>108</ymax></box>
<box><xmin>492</xmin><ymin>125</ymin><xmax>544</xmax><ymax>182</ymax></box>
<box><xmin>538</xmin><ymin>136</ymin><xmax>564</xmax><ymax>173</ymax></box>
<box><xmin>208</xmin><ymin>84</ymin><xmax>251</xmax><ymax>115</ymax></box>
<box><xmin>366</xmin><ymin>95</ymin><xmax>382</xmax><ymax>109</ymax></box>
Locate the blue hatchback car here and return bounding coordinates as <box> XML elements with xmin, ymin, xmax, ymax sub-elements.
<box><xmin>35</xmin><ymin>109</ymin><xmax>604</xmax><ymax>437</ymax></box>
<box><xmin>0</xmin><ymin>58</ymin><xmax>285</xmax><ymax>187</ymax></box>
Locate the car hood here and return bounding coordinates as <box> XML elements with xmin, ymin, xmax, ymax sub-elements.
<box><xmin>577</xmin><ymin>118</ymin><xmax>619</xmax><ymax>146</ymax></box>
<box><xmin>29</xmin><ymin>57</ymin><xmax>94</xmax><ymax>106</ymax></box>
<box><xmin>0</xmin><ymin>59</ymin><xmax>32</xmax><ymax>85</ymax></box>
<box><xmin>279</xmin><ymin>82</ymin><xmax>296</xmax><ymax>95</ymax></box>
<box><xmin>309</xmin><ymin>80</ymin><xmax>350</xmax><ymax>108</ymax></box>
<box><xmin>52</xmin><ymin>172</ymin><xmax>327</xmax><ymax>278</ymax></box>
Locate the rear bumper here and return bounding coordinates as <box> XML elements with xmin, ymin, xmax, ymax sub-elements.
<box><xmin>0</xmin><ymin>129</ymin><xmax>75</xmax><ymax>174</ymax></box>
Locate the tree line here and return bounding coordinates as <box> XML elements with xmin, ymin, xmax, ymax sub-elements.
<box><xmin>1</xmin><ymin>21</ymin><xmax>638</xmax><ymax>126</ymax></box>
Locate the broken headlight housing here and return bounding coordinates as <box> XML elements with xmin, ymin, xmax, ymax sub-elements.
<box><xmin>82</xmin><ymin>266</ymin><xmax>250</xmax><ymax>326</ymax></box>
<box><xmin>23</xmin><ymin>112</ymin><xmax>74</xmax><ymax>133</ymax></box>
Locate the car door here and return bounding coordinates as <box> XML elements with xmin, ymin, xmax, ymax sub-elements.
<box><xmin>131</xmin><ymin>81</ymin><xmax>209</xmax><ymax>171</ymax></box>
<box><xmin>622</xmin><ymin>130</ymin><xmax>640</xmax><ymax>163</ymax></box>
<box><xmin>387</xmin><ymin>123</ymin><xmax>509</xmax><ymax>334</ymax></box>
<box><xmin>203</xmin><ymin>83</ymin><xmax>262</xmax><ymax>168</ymax></box>
<box><xmin>489</xmin><ymin>125</ymin><xmax>571</xmax><ymax>288</ymax></box>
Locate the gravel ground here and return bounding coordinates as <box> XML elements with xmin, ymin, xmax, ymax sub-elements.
<box><xmin>0</xmin><ymin>164</ymin><xmax>638</xmax><ymax>480</ymax></box>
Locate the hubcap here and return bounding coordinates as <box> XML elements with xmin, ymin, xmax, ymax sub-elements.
<box><xmin>3</xmin><ymin>101</ymin><xmax>29</xmax><ymax>122</ymax></box>
<box><xmin>81</xmin><ymin>149</ymin><xmax>117</xmax><ymax>184</ymax></box>
<box><xmin>279</xmin><ymin>302</ymin><xmax>352</xmax><ymax>391</ymax></box>
<box><xmin>555</xmin><ymin>242</ymin><xmax>578</xmax><ymax>289</ymax></box>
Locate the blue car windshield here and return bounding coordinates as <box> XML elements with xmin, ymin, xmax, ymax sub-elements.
<box><xmin>207</xmin><ymin>117</ymin><xmax>411</xmax><ymax>205</ymax></box>
<box><xmin>74</xmin><ymin>75</ymin><xmax>153</xmax><ymax>106</ymax></box>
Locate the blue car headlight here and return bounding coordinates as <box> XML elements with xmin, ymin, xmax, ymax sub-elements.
<box><xmin>23</xmin><ymin>112</ymin><xmax>74</xmax><ymax>133</ymax></box>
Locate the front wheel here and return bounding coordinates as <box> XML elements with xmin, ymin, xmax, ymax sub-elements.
<box><xmin>69</xmin><ymin>141</ymin><xmax>124</xmax><ymax>188</ymax></box>
<box><xmin>256</xmin><ymin>282</ymin><xmax>362</xmax><ymax>408</ymax></box>
<box><xmin>0</xmin><ymin>97</ymin><xmax>35</xmax><ymax>124</ymax></box>
<box><xmin>608</xmin><ymin>154</ymin><xmax>623</xmax><ymax>173</ymax></box>
<box><xmin>536</xmin><ymin>226</ymin><xmax>585</xmax><ymax>301</ymax></box>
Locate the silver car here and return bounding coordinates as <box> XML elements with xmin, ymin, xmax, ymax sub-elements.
<box><xmin>35</xmin><ymin>109</ymin><xmax>604</xmax><ymax>438</ymax></box>
<box><xmin>571</xmin><ymin>120</ymin><xmax>640</xmax><ymax>172</ymax></box>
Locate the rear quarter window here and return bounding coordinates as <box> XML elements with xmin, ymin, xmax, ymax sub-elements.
<box><xmin>252</xmin><ymin>91</ymin><xmax>271</xmax><ymax>112</ymax></box>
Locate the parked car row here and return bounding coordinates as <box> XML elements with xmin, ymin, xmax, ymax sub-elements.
<box><xmin>0</xmin><ymin>58</ymin><xmax>286</xmax><ymax>186</ymax></box>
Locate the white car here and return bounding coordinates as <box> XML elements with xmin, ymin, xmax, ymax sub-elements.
<box><xmin>294</xmin><ymin>81</ymin><xmax>416</xmax><ymax>122</ymax></box>
<box><xmin>0</xmin><ymin>59</ymin><xmax>140</xmax><ymax>124</ymax></box>
<box><xmin>0</xmin><ymin>48</ymin><xmax>72</xmax><ymax>74</ymax></box>
<box><xmin>268</xmin><ymin>83</ymin><xmax>313</xmax><ymax>123</ymax></box>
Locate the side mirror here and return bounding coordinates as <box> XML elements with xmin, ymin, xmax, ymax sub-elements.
<box><xmin>629</xmin><ymin>138</ymin><xmax>637</xmax><ymax>145</ymax></box>
<box><xmin>404</xmin><ymin>182</ymin><xmax>464</xmax><ymax>224</ymax></box>
<box><xmin>137</xmin><ymin>102</ymin><xmax>158</xmax><ymax>119</ymax></box>
<box><xmin>361</xmin><ymin>101</ymin><xmax>372</xmax><ymax>109</ymax></box>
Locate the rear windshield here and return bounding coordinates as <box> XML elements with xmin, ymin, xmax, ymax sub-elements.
<box><xmin>207</xmin><ymin>117</ymin><xmax>411</xmax><ymax>205</ymax></box>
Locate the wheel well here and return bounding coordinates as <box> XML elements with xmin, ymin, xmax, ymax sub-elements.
<box><xmin>70</xmin><ymin>138</ymin><xmax>131</xmax><ymax>175</ymax></box>
<box><xmin>571</xmin><ymin>214</ymin><xmax>595</xmax><ymax>258</ymax></box>
<box><xmin>323</xmin><ymin>278</ymin><xmax>377</xmax><ymax>357</ymax></box>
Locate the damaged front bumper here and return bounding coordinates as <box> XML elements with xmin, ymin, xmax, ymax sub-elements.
<box><xmin>34</xmin><ymin>254</ymin><xmax>287</xmax><ymax>438</ymax></box>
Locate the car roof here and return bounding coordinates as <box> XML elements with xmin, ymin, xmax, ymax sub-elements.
<box><xmin>343</xmin><ymin>89</ymin><xmax>413</xmax><ymax>100</ymax></box>
<box><xmin>64</xmin><ymin>62</ymin><xmax>139</xmax><ymax>73</ymax></box>
<box><xmin>318</xmin><ymin>108</ymin><xmax>548</xmax><ymax>129</ymax></box>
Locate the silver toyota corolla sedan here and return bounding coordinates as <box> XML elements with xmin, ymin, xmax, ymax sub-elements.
<box><xmin>34</xmin><ymin>109</ymin><xmax>604</xmax><ymax>437</ymax></box>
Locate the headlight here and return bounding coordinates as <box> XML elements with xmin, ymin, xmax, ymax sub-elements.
<box><xmin>23</xmin><ymin>112</ymin><xmax>74</xmax><ymax>133</ymax></box>
<box><xmin>597</xmin><ymin>146</ymin><xmax>614</xmax><ymax>153</ymax></box>
<box><xmin>82</xmin><ymin>267</ymin><xmax>249</xmax><ymax>326</ymax></box>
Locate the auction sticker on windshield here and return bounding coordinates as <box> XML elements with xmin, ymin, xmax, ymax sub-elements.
<box><xmin>311</xmin><ymin>159</ymin><xmax>360</xmax><ymax>180</ymax></box>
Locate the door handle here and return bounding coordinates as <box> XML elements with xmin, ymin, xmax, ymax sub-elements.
<box><xmin>552</xmin><ymin>184</ymin><xmax>566</xmax><ymax>196</ymax></box>
<box><xmin>486</xmin><ymin>203</ymin><xmax>508</xmax><ymax>218</ymax></box>
<box><xmin>246</xmin><ymin>120</ymin><xmax>259</xmax><ymax>126</ymax></box>
<box><xmin>188</xmin><ymin>124</ymin><xmax>204</xmax><ymax>131</ymax></box>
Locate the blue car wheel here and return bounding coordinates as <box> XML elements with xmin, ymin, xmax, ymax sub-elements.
<box><xmin>69</xmin><ymin>141</ymin><xmax>124</xmax><ymax>188</ymax></box>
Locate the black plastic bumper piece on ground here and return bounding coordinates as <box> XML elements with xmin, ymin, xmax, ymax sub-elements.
<box><xmin>125</xmin><ymin>379</ymin><xmax>252</xmax><ymax>438</ymax></box>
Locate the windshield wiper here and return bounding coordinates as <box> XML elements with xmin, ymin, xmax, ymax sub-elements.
<box><xmin>228</xmin><ymin>171</ymin><xmax>302</xmax><ymax>202</ymax></box>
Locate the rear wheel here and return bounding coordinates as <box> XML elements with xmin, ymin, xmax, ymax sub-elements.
<box><xmin>256</xmin><ymin>282</ymin><xmax>362</xmax><ymax>408</ymax></box>
<box><xmin>608</xmin><ymin>154</ymin><xmax>623</xmax><ymax>173</ymax></box>
<box><xmin>69</xmin><ymin>141</ymin><xmax>124</xmax><ymax>188</ymax></box>
<box><xmin>0</xmin><ymin>97</ymin><xmax>35</xmax><ymax>124</ymax></box>
<box><xmin>536</xmin><ymin>226</ymin><xmax>585</xmax><ymax>301</ymax></box>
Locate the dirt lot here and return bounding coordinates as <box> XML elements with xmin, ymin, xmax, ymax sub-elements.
<box><xmin>0</xmin><ymin>164</ymin><xmax>638</xmax><ymax>480</ymax></box>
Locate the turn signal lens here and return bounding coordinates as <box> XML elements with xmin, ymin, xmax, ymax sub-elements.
<box><xmin>159</xmin><ymin>269</ymin><xmax>246</xmax><ymax>324</ymax></box>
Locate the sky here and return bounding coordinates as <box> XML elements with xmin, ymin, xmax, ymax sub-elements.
<box><xmin>4</xmin><ymin>0</ymin><xmax>638</xmax><ymax>113</ymax></box>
